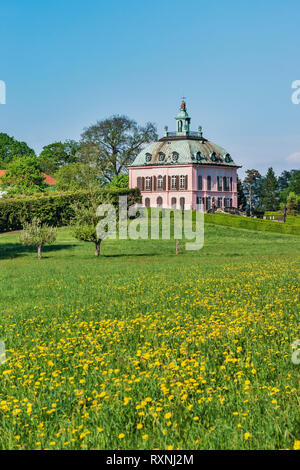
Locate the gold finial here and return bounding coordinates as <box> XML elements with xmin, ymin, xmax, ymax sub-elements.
<box><xmin>180</xmin><ymin>97</ymin><xmax>186</xmax><ymax>111</ymax></box>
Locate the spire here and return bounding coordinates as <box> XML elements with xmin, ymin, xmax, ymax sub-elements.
<box><xmin>175</xmin><ymin>98</ymin><xmax>191</xmax><ymax>136</ymax></box>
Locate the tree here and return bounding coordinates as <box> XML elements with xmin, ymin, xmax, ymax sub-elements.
<box><xmin>287</xmin><ymin>170</ymin><xmax>300</xmax><ymax>195</ymax></box>
<box><xmin>0</xmin><ymin>133</ymin><xmax>35</xmax><ymax>167</ymax></box>
<box><xmin>71</xmin><ymin>192</ymin><xmax>114</xmax><ymax>256</ymax></box>
<box><xmin>0</xmin><ymin>156</ymin><xmax>48</xmax><ymax>195</ymax></box>
<box><xmin>286</xmin><ymin>191</ymin><xmax>300</xmax><ymax>215</ymax></box>
<box><xmin>55</xmin><ymin>162</ymin><xmax>105</xmax><ymax>191</ymax></box>
<box><xmin>278</xmin><ymin>170</ymin><xmax>292</xmax><ymax>192</ymax></box>
<box><xmin>38</xmin><ymin>140</ymin><xmax>81</xmax><ymax>175</ymax></box>
<box><xmin>260</xmin><ymin>167</ymin><xmax>280</xmax><ymax>211</ymax></box>
<box><xmin>243</xmin><ymin>169</ymin><xmax>262</xmax><ymax>216</ymax></box>
<box><xmin>19</xmin><ymin>218</ymin><xmax>57</xmax><ymax>259</ymax></box>
<box><xmin>107</xmin><ymin>174</ymin><xmax>129</xmax><ymax>189</ymax></box>
<box><xmin>237</xmin><ymin>176</ymin><xmax>247</xmax><ymax>211</ymax></box>
<box><xmin>80</xmin><ymin>115</ymin><xmax>157</xmax><ymax>182</ymax></box>
<box><xmin>279</xmin><ymin>170</ymin><xmax>300</xmax><ymax>202</ymax></box>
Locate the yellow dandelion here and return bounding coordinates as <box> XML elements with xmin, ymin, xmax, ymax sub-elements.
<box><xmin>294</xmin><ymin>440</ymin><xmax>300</xmax><ymax>450</ymax></box>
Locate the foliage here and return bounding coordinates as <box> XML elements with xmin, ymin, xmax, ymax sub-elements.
<box><xmin>259</xmin><ymin>167</ymin><xmax>280</xmax><ymax>211</ymax></box>
<box><xmin>19</xmin><ymin>217</ymin><xmax>57</xmax><ymax>258</ymax></box>
<box><xmin>243</xmin><ymin>169</ymin><xmax>262</xmax><ymax>215</ymax></box>
<box><xmin>286</xmin><ymin>191</ymin><xmax>300</xmax><ymax>216</ymax></box>
<box><xmin>237</xmin><ymin>176</ymin><xmax>246</xmax><ymax>210</ymax></box>
<box><xmin>0</xmin><ymin>156</ymin><xmax>48</xmax><ymax>195</ymax></box>
<box><xmin>0</xmin><ymin>226</ymin><xmax>299</xmax><ymax>449</ymax></box>
<box><xmin>71</xmin><ymin>192</ymin><xmax>110</xmax><ymax>256</ymax></box>
<box><xmin>0</xmin><ymin>133</ymin><xmax>36</xmax><ymax>167</ymax></box>
<box><xmin>107</xmin><ymin>173</ymin><xmax>129</xmax><ymax>189</ymax></box>
<box><xmin>80</xmin><ymin>115</ymin><xmax>157</xmax><ymax>182</ymax></box>
<box><xmin>204</xmin><ymin>212</ymin><xmax>300</xmax><ymax>235</ymax></box>
<box><xmin>278</xmin><ymin>170</ymin><xmax>300</xmax><ymax>203</ymax></box>
<box><xmin>55</xmin><ymin>162</ymin><xmax>105</xmax><ymax>191</ymax></box>
<box><xmin>38</xmin><ymin>140</ymin><xmax>81</xmax><ymax>175</ymax></box>
<box><xmin>0</xmin><ymin>188</ymin><xmax>141</xmax><ymax>233</ymax></box>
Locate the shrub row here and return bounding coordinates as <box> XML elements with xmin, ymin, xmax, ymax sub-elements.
<box><xmin>204</xmin><ymin>213</ymin><xmax>300</xmax><ymax>235</ymax></box>
<box><xmin>0</xmin><ymin>188</ymin><xmax>141</xmax><ymax>233</ymax></box>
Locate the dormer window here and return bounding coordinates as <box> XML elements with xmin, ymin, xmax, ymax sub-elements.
<box><xmin>225</xmin><ymin>153</ymin><xmax>232</xmax><ymax>163</ymax></box>
<box><xmin>172</xmin><ymin>151</ymin><xmax>179</xmax><ymax>162</ymax></box>
<box><xmin>211</xmin><ymin>152</ymin><xmax>217</xmax><ymax>162</ymax></box>
<box><xmin>196</xmin><ymin>151</ymin><xmax>202</xmax><ymax>161</ymax></box>
<box><xmin>145</xmin><ymin>153</ymin><xmax>152</xmax><ymax>162</ymax></box>
<box><xmin>158</xmin><ymin>152</ymin><xmax>165</xmax><ymax>162</ymax></box>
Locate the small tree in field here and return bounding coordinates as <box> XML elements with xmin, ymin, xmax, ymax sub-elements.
<box><xmin>20</xmin><ymin>218</ymin><xmax>57</xmax><ymax>259</ymax></box>
<box><xmin>71</xmin><ymin>192</ymin><xmax>114</xmax><ymax>256</ymax></box>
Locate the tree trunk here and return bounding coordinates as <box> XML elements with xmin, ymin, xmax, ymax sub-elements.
<box><xmin>37</xmin><ymin>244</ymin><xmax>42</xmax><ymax>259</ymax></box>
<box><xmin>95</xmin><ymin>240</ymin><xmax>101</xmax><ymax>256</ymax></box>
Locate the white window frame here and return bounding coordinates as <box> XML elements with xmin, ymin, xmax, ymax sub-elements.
<box><xmin>157</xmin><ymin>175</ymin><xmax>163</xmax><ymax>189</ymax></box>
<box><xmin>180</xmin><ymin>175</ymin><xmax>185</xmax><ymax>189</ymax></box>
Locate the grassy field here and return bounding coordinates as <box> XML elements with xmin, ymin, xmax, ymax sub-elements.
<box><xmin>0</xmin><ymin>223</ymin><xmax>299</xmax><ymax>450</ymax></box>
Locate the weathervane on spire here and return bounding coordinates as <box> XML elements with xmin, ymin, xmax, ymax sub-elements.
<box><xmin>181</xmin><ymin>96</ymin><xmax>186</xmax><ymax>111</ymax></box>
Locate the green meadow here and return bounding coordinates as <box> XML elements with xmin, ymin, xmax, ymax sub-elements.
<box><xmin>0</xmin><ymin>223</ymin><xmax>299</xmax><ymax>450</ymax></box>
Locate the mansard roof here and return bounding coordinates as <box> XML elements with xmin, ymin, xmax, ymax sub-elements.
<box><xmin>130</xmin><ymin>136</ymin><xmax>239</xmax><ymax>167</ymax></box>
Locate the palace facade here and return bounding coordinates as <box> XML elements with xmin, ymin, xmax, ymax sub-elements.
<box><xmin>129</xmin><ymin>101</ymin><xmax>241</xmax><ymax>211</ymax></box>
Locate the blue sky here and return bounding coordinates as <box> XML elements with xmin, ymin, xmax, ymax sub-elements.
<box><xmin>0</xmin><ymin>0</ymin><xmax>300</xmax><ymax>177</ymax></box>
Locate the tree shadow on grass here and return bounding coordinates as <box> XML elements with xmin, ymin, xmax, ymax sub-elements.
<box><xmin>0</xmin><ymin>243</ymin><xmax>77</xmax><ymax>260</ymax></box>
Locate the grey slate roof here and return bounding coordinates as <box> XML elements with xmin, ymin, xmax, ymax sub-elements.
<box><xmin>130</xmin><ymin>137</ymin><xmax>239</xmax><ymax>167</ymax></box>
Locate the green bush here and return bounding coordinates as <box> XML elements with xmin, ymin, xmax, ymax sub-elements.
<box><xmin>204</xmin><ymin>213</ymin><xmax>300</xmax><ymax>235</ymax></box>
<box><xmin>0</xmin><ymin>188</ymin><xmax>141</xmax><ymax>233</ymax></box>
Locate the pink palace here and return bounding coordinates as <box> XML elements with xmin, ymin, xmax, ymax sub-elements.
<box><xmin>129</xmin><ymin>100</ymin><xmax>241</xmax><ymax>212</ymax></box>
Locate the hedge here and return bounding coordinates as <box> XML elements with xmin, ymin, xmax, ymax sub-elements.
<box><xmin>0</xmin><ymin>188</ymin><xmax>141</xmax><ymax>233</ymax></box>
<box><xmin>204</xmin><ymin>213</ymin><xmax>300</xmax><ymax>235</ymax></box>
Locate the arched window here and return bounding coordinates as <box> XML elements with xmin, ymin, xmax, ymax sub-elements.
<box><xmin>171</xmin><ymin>197</ymin><xmax>177</xmax><ymax>209</ymax></box>
<box><xmin>180</xmin><ymin>197</ymin><xmax>185</xmax><ymax>210</ymax></box>
<box><xmin>196</xmin><ymin>196</ymin><xmax>202</xmax><ymax>208</ymax></box>
<box><xmin>144</xmin><ymin>197</ymin><xmax>150</xmax><ymax>208</ymax></box>
<box><xmin>217</xmin><ymin>176</ymin><xmax>222</xmax><ymax>191</ymax></box>
<box><xmin>178</xmin><ymin>120</ymin><xmax>183</xmax><ymax>132</ymax></box>
<box><xmin>207</xmin><ymin>175</ymin><xmax>211</xmax><ymax>190</ymax></box>
<box><xmin>145</xmin><ymin>176</ymin><xmax>151</xmax><ymax>190</ymax></box>
<box><xmin>157</xmin><ymin>175</ymin><xmax>163</xmax><ymax>189</ymax></box>
<box><xmin>157</xmin><ymin>196</ymin><xmax>163</xmax><ymax>208</ymax></box>
<box><xmin>198</xmin><ymin>174</ymin><xmax>202</xmax><ymax>190</ymax></box>
<box><xmin>171</xmin><ymin>175</ymin><xmax>177</xmax><ymax>189</ymax></box>
<box><xmin>180</xmin><ymin>175</ymin><xmax>185</xmax><ymax>189</ymax></box>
